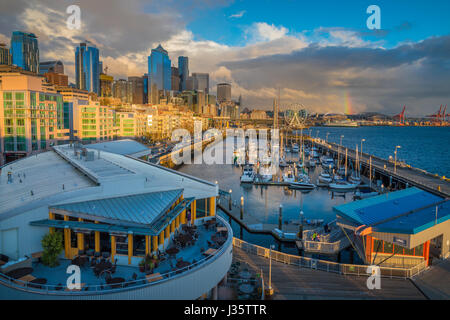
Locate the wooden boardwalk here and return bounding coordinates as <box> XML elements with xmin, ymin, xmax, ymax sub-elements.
<box><xmin>412</xmin><ymin>258</ymin><xmax>450</xmax><ymax>300</ymax></box>
<box><xmin>311</xmin><ymin>140</ymin><xmax>450</xmax><ymax>197</ymax></box>
<box><xmin>233</xmin><ymin>246</ymin><xmax>426</xmax><ymax>299</ymax></box>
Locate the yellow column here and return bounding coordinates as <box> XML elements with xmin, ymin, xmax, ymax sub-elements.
<box><xmin>181</xmin><ymin>209</ymin><xmax>186</xmax><ymax>224</ymax></box>
<box><xmin>77</xmin><ymin>218</ymin><xmax>84</xmax><ymax>251</ymax></box>
<box><xmin>209</xmin><ymin>196</ymin><xmax>216</xmax><ymax>216</ymax></box>
<box><xmin>94</xmin><ymin>221</ymin><xmax>100</xmax><ymax>253</ymax></box>
<box><xmin>175</xmin><ymin>215</ymin><xmax>180</xmax><ymax>229</ymax></box>
<box><xmin>170</xmin><ymin>220</ymin><xmax>175</xmax><ymax>233</ymax></box>
<box><xmin>205</xmin><ymin>198</ymin><xmax>208</xmax><ymax>216</ymax></box>
<box><xmin>145</xmin><ymin>235</ymin><xmax>150</xmax><ymax>256</ymax></box>
<box><xmin>128</xmin><ymin>234</ymin><xmax>133</xmax><ymax>265</ymax></box>
<box><xmin>153</xmin><ymin>236</ymin><xmax>158</xmax><ymax>252</ymax></box>
<box><xmin>111</xmin><ymin>235</ymin><xmax>116</xmax><ymax>262</ymax></box>
<box><xmin>49</xmin><ymin>212</ymin><xmax>55</xmax><ymax>234</ymax></box>
<box><xmin>159</xmin><ymin>232</ymin><xmax>164</xmax><ymax>245</ymax></box>
<box><xmin>64</xmin><ymin>228</ymin><xmax>70</xmax><ymax>259</ymax></box>
<box><xmin>192</xmin><ymin>200</ymin><xmax>196</xmax><ymax>222</ymax></box>
<box><xmin>165</xmin><ymin>226</ymin><xmax>170</xmax><ymax>239</ymax></box>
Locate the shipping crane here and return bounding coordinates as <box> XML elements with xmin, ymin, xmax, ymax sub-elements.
<box><xmin>393</xmin><ymin>105</ymin><xmax>406</xmax><ymax>125</ymax></box>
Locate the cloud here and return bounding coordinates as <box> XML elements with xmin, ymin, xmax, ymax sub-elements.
<box><xmin>247</xmin><ymin>22</ymin><xmax>289</xmax><ymax>42</ymax></box>
<box><xmin>229</xmin><ymin>10</ymin><xmax>246</xmax><ymax>19</ymax></box>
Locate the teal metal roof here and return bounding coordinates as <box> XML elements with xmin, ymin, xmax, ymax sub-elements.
<box><xmin>149</xmin><ymin>197</ymin><xmax>195</xmax><ymax>234</ymax></box>
<box><xmin>50</xmin><ymin>189</ymin><xmax>183</xmax><ymax>226</ymax></box>
<box><xmin>333</xmin><ymin>187</ymin><xmax>447</xmax><ymax>234</ymax></box>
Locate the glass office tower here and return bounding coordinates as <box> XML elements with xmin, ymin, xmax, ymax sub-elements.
<box><xmin>75</xmin><ymin>42</ymin><xmax>100</xmax><ymax>94</ymax></box>
<box><xmin>10</xmin><ymin>31</ymin><xmax>39</xmax><ymax>73</ymax></box>
<box><xmin>178</xmin><ymin>56</ymin><xmax>189</xmax><ymax>91</ymax></box>
<box><xmin>148</xmin><ymin>44</ymin><xmax>171</xmax><ymax>92</ymax></box>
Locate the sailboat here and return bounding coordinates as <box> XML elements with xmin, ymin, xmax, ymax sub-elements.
<box><xmin>348</xmin><ymin>145</ymin><xmax>361</xmax><ymax>185</ymax></box>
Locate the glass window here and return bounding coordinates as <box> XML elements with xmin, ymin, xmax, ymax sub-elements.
<box><xmin>414</xmin><ymin>244</ymin><xmax>424</xmax><ymax>256</ymax></box>
<box><xmin>116</xmin><ymin>235</ymin><xmax>128</xmax><ymax>255</ymax></box>
<box><xmin>393</xmin><ymin>245</ymin><xmax>404</xmax><ymax>255</ymax></box>
<box><xmin>383</xmin><ymin>241</ymin><xmax>393</xmax><ymax>253</ymax></box>
<box><xmin>373</xmin><ymin>239</ymin><xmax>383</xmax><ymax>253</ymax></box>
<box><xmin>15</xmin><ymin>92</ymin><xmax>24</xmax><ymax>100</ymax></box>
<box><xmin>4</xmin><ymin>92</ymin><xmax>12</xmax><ymax>100</ymax></box>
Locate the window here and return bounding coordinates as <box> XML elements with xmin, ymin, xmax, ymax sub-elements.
<box><xmin>383</xmin><ymin>242</ymin><xmax>393</xmax><ymax>253</ymax></box>
<box><xmin>115</xmin><ymin>236</ymin><xmax>129</xmax><ymax>255</ymax></box>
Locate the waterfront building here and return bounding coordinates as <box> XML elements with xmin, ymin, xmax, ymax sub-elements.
<box><xmin>0</xmin><ymin>43</ymin><xmax>12</xmax><ymax>66</ymax></box>
<box><xmin>10</xmin><ymin>31</ymin><xmax>39</xmax><ymax>73</ymax></box>
<box><xmin>0</xmin><ymin>140</ymin><xmax>230</xmax><ymax>299</ymax></box>
<box><xmin>115</xmin><ymin>109</ymin><xmax>147</xmax><ymax>138</ymax></box>
<box><xmin>148</xmin><ymin>44</ymin><xmax>171</xmax><ymax>94</ymax></box>
<box><xmin>99</xmin><ymin>73</ymin><xmax>114</xmax><ymax>97</ymax></box>
<box><xmin>75</xmin><ymin>41</ymin><xmax>100</xmax><ymax>94</ymax></box>
<box><xmin>39</xmin><ymin>61</ymin><xmax>64</xmax><ymax>75</ymax></box>
<box><xmin>178</xmin><ymin>56</ymin><xmax>189</xmax><ymax>91</ymax></box>
<box><xmin>334</xmin><ymin>187</ymin><xmax>450</xmax><ymax>268</ymax></box>
<box><xmin>55</xmin><ymin>86</ymin><xmax>89</xmax><ymax>140</ymax></box>
<box><xmin>0</xmin><ymin>66</ymin><xmax>69</xmax><ymax>165</ymax></box>
<box><xmin>217</xmin><ymin>83</ymin><xmax>231</xmax><ymax>103</ymax></box>
<box><xmin>250</xmin><ymin>110</ymin><xmax>268</xmax><ymax>120</ymax></box>
<box><xmin>128</xmin><ymin>76</ymin><xmax>144</xmax><ymax>104</ymax></box>
<box><xmin>192</xmin><ymin>73</ymin><xmax>209</xmax><ymax>94</ymax></box>
<box><xmin>171</xmin><ymin>67</ymin><xmax>180</xmax><ymax>92</ymax></box>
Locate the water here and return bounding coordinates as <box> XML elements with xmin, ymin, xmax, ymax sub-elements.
<box><xmin>304</xmin><ymin>126</ymin><xmax>450</xmax><ymax>177</ymax></box>
<box><xmin>178</xmin><ymin>136</ymin><xmax>357</xmax><ymax>259</ymax></box>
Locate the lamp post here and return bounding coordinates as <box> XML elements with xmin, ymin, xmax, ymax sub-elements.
<box><xmin>360</xmin><ymin>139</ymin><xmax>366</xmax><ymax>162</ymax></box>
<box><xmin>267</xmin><ymin>244</ymin><xmax>275</xmax><ymax>296</ymax></box>
<box><xmin>394</xmin><ymin>145</ymin><xmax>401</xmax><ymax>174</ymax></box>
<box><xmin>228</xmin><ymin>189</ymin><xmax>232</xmax><ymax>210</ymax></box>
<box><xmin>326</xmin><ymin>132</ymin><xmax>330</xmax><ymax>143</ymax></box>
<box><xmin>240</xmin><ymin>196</ymin><xmax>244</xmax><ymax>220</ymax></box>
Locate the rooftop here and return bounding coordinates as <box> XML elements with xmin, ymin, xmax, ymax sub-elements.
<box><xmin>83</xmin><ymin>139</ymin><xmax>152</xmax><ymax>158</ymax></box>
<box><xmin>334</xmin><ymin>187</ymin><xmax>449</xmax><ymax>234</ymax></box>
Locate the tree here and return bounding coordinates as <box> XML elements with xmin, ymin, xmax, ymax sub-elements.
<box><xmin>41</xmin><ymin>232</ymin><xmax>64</xmax><ymax>267</ymax></box>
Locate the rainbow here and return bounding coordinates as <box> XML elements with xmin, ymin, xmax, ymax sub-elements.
<box><xmin>344</xmin><ymin>92</ymin><xmax>353</xmax><ymax>115</ymax></box>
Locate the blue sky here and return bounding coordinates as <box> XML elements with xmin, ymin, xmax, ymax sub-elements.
<box><xmin>187</xmin><ymin>0</ymin><xmax>450</xmax><ymax>47</ymax></box>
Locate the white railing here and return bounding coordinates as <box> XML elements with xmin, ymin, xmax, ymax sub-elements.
<box><xmin>232</xmin><ymin>237</ymin><xmax>428</xmax><ymax>279</ymax></box>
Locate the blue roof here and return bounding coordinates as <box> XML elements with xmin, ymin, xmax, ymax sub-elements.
<box><xmin>85</xmin><ymin>139</ymin><xmax>150</xmax><ymax>156</ymax></box>
<box><xmin>333</xmin><ymin>187</ymin><xmax>448</xmax><ymax>234</ymax></box>
<box><xmin>50</xmin><ymin>189</ymin><xmax>183</xmax><ymax>226</ymax></box>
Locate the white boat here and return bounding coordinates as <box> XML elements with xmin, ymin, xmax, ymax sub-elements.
<box><xmin>292</xmin><ymin>143</ymin><xmax>300</xmax><ymax>153</ymax></box>
<box><xmin>289</xmin><ymin>180</ymin><xmax>316</xmax><ymax>190</ymax></box>
<box><xmin>305</xmin><ymin>219</ymin><xmax>324</xmax><ymax>226</ymax></box>
<box><xmin>311</xmin><ymin>150</ymin><xmax>320</xmax><ymax>158</ymax></box>
<box><xmin>320</xmin><ymin>156</ymin><xmax>334</xmax><ymax>169</ymax></box>
<box><xmin>282</xmin><ymin>168</ymin><xmax>296</xmax><ymax>183</ymax></box>
<box><xmin>318</xmin><ymin>171</ymin><xmax>332</xmax><ymax>184</ymax></box>
<box><xmin>329</xmin><ymin>181</ymin><xmax>359</xmax><ymax>190</ymax></box>
<box><xmin>354</xmin><ymin>190</ymin><xmax>379</xmax><ymax>199</ymax></box>
<box><xmin>240</xmin><ymin>166</ymin><xmax>255</xmax><ymax>183</ymax></box>
<box><xmin>309</xmin><ymin>159</ymin><xmax>316</xmax><ymax>167</ymax></box>
<box><xmin>279</xmin><ymin>156</ymin><xmax>288</xmax><ymax>168</ymax></box>
<box><xmin>348</xmin><ymin>174</ymin><xmax>361</xmax><ymax>185</ymax></box>
<box><xmin>259</xmin><ymin>165</ymin><xmax>273</xmax><ymax>182</ymax></box>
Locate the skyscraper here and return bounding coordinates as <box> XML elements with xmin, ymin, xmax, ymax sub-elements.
<box><xmin>39</xmin><ymin>61</ymin><xmax>64</xmax><ymax>74</ymax></box>
<box><xmin>75</xmin><ymin>41</ymin><xmax>100</xmax><ymax>94</ymax></box>
<box><xmin>0</xmin><ymin>43</ymin><xmax>12</xmax><ymax>66</ymax></box>
<box><xmin>178</xmin><ymin>56</ymin><xmax>189</xmax><ymax>91</ymax></box>
<box><xmin>192</xmin><ymin>73</ymin><xmax>209</xmax><ymax>94</ymax></box>
<box><xmin>171</xmin><ymin>67</ymin><xmax>180</xmax><ymax>92</ymax></box>
<box><xmin>148</xmin><ymin>44</ymin><xmax>171</xmax><ymax>93</ymax></box>
<box><xmin>217</xmin><ymin>83</ymin><xmax>231</xmax><ymax>103</ymax></box>
<box><xmin>10</xmin><ymin>31</ymin><xmax>39</xmax><ymax>73</ymax></box>
<box><xmin>128</xmin><ymin>76</ymin><xmax>144</xmax><ymax>104</ymax></box>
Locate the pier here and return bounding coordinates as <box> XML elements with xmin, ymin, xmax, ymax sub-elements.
<box><xmin>304</xmin><ymin>138</ymin><xmax>450</xmax><ymax>198</ymax></box>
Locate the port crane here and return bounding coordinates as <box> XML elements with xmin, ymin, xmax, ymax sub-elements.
<box><xmin>426</xmin><ymin>104</ymin><xmax>448</xmax><ymax>122</ymax></box>
<box><xmin>393</xmin><ymin>105</ymin><xmax>406</xmax><ymax>125</ymax></box>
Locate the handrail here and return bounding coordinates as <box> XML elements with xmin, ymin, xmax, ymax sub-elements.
<box><xmin>232</xmin><ymin>237</ymin><xmax>428</xmax><ymax>279</ymax></box>
<box><xmin>0</xmin><ymin>216</ymin><xmax>233</xmax><ymax>295</ymax></box>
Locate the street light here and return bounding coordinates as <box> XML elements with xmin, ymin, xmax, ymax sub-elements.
<box><xmin>326</xmin><ymin>132</ymin><xmax>330</xmax><ymax>142</ymax></box>
<box><xmin>267</xmin><ymin>244</ymin><xmax>275</xmax><ymax>296</ymax></box>
<box><xmin>360</xmin><ymin>139</ymin><xmax>366</xmax><ymax>168</ymax></box>
<box><xmin>394</xmin><ymin>145</ymin><xmax>401</xmax><ymax>173</ymax></box>
<box><xmin>340</xmin><ymin>135</ymin><xmax>344</xmax><ymax>146</ymax></box>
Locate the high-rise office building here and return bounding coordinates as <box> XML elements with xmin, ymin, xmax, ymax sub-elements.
<box><xmin>75</xmin><ymin>41</ymin><xmax>100</xmax><ymax>94</ymax></box>
<box><xmin>113</xmin><ymin>79</ymin><xmax>132</xmax><ymax>104</ymax></box>
<box><xmin>99</xmin><ymin>73</ymin><xmax>114</xmax><ymax>97</ymax></box>
<box><xmin>171</xmin><ymin>67</ymin><xmax>180</xmax><ymax>92</ymax></box>
<box><xmin>0</xmin><ymin>43</ymin><xmax>12</xmax><ymax>66</ymax></box>
<box><xmin>192</xmin><ymin>73</ymin><xmax>209</xmax><ymax>94</ymax></box>
<box><xmin>10</xmin><ymin>31</ymin><xmax>39</xmax><ymax>73</ymax></box>
<box><xmin>217</xmin><ymin>83</ymin><xmax>231</xmax><ymax>103</ymax></box>
<box><xmin>178</xmin><ymin>56</ymin><xmax>189</xmax><ymax>91</ymax></box>
<box><xmin>128</xmin><ymin>76</ymin><xmax>144</xmax><ymax>104</ymax></box>
<box><xmin>148</xmin><ymin>44</ymin><xmax>171</xmax><ymax>93</ymax></box>
<box><xmin>39</xmin><ymin>61</ymin><xmax>64</xmax><ymax>74</ymax></box>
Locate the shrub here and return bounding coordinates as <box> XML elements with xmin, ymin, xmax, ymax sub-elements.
<box><xmin>41</xmin><ymin>232</ymin><xmax>64</xmax><ymax>267</ymax></box>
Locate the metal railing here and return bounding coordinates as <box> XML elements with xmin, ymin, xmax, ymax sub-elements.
<box><xmin>232</xmin><ymin>237</ymin><xmax>428</xmax><ymax>279</ymax></box>
<box><xmin>0</xmin><ymin>216</ymin><xmax>233</xmax><ymax>296</ymax></box>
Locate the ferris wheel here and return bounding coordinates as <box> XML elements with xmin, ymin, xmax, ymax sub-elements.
<box><xmin>283</xmin><ymin>103</ymin><xmax>309</xmax><ymax>128</ymax></box>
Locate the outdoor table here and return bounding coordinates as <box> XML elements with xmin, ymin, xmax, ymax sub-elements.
<box><xmin>16</xmin><ymin>274</ymin><xmax>36</xmax><ymax>284</ymax></box>
<box><xmin>107</xmin><ymin>277</ymin><xmax>125</xmax><ymax>288</ymax></box>
<box><xmin>203</xmin><ymin>248</ymin><xmax>217</xmax><ymax>256</ymax></box>
<box><xmin>239</xmin><ymin>271</ymin><xmax>252</xmax><ymax>279</ymax></box>
<box><xmin>239</xmin><ymin>283</ymin><xmax>254</xmax><ymax>294</ymax></box>
<box><xmin>216</xmin><ymin>227</ymin><xmax>227</xmax><ymax>233</ymax></box>
<box><xmin>146</xmin><ymin>273</ymin><xmax>163</xmax><ymax>283</ymax></box>
<box><xmin>166</xmin><ymin>247</ymin><xmax>179</xmax><ymax>256</ymax></box>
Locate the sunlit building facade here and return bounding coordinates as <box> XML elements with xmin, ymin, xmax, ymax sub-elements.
<box><xmin>10</xmin><ymin>31</ymin><xmax>39</xmax><ymax>73</ymax></box>
<box><xmin>75</xmin><ymin>42</ymin><xmax>100</xmax><ymax>94</ymax></box>
<box><xmin>148</xmin><ymin>45</ymin><xmax>171</xmax><ymax>93</ymax></box>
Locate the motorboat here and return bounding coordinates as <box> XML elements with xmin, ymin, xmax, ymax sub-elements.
<box><xmin>259</xmin><ymin>165</ymin><xmax>274</xmax><ymax>182</ymax></box>
<box><xmin>240</xmin><ymin>166</ymin><xmax>255</xmax><ymax>183</ymax></box>
<box><xmin>292</xmin><ymin>143</ymin><xmax>300</xmax><ymax>153</ymax></box>
<box><xmin>320</xmin><ymin>156</ymin><xmax>334</xmax><ymax>169</ymax></box>
<box><xmin>289</xmin><ymin>175</ymin><xmax>316</xmax><ymax>190</ymax></box>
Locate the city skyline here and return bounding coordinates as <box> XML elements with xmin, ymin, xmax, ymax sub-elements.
<box><xmin>0</xmin><ymin>0</ymin><xmax>449</xmax><ymax>116</ymax></box>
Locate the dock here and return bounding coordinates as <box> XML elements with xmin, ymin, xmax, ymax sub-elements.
<box><xmin>309</xmin><ymin>139</ymin><xmax>450</xmax><ymax>198</ymax></box>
